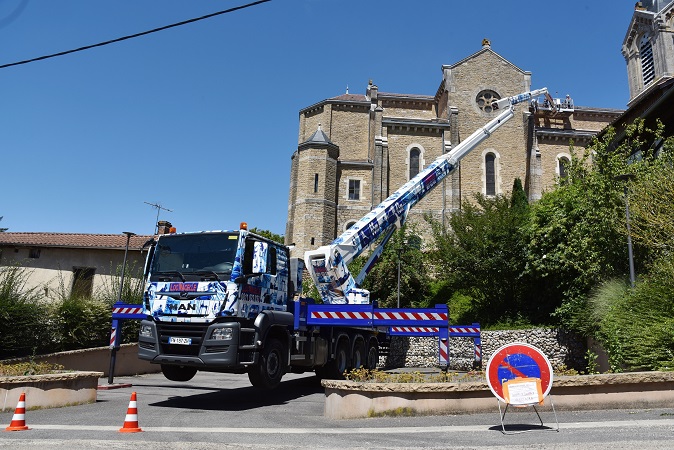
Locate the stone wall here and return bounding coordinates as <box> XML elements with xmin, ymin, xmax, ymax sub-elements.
<box><xmin>381</xmin><ymin>328</ymin><xmax>587</xmax><ymax>372</ymax></box>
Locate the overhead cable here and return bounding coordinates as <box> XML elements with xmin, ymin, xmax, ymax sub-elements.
<box><xmin>0</xmin><ymin>0</ymin><xmax>271</xmax><ymax>69</ymax></box>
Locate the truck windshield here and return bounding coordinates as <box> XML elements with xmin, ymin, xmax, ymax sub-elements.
<box><xmin>150</xmin><ymin>233</ymin><xmax>239</xmax><ymax>277</ymax></box>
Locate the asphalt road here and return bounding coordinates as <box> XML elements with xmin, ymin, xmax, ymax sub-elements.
<box><xmin>1</xmin><ymin>370</ymin><xmax>673</xmax><ymax>449</ymax></box>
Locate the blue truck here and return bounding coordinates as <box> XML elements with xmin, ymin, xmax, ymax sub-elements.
<box><xmin>137</xmin><ymin>88</ymin><xmax>547</xmax><ymax>388</ymax></box>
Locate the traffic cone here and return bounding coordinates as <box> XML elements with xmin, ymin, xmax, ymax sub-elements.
<box><xmin>118</xmin><ymin>391</ymin><xmax>143</xmax><ymax>433</ymax></box>
<box><xmin>5</xmin><ymin>392</ymin><xmax>30</xmax><ymax>431</ymax></box>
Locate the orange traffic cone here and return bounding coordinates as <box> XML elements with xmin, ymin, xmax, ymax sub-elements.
<box><xmin>5</xmin><ymin>392</ymin><xmax>30</xmax><ymax>431</ymax></box>
<box><xmin>119</xmin><ymin>391</ymin><xmax>143</xmax><ymax>433</ymax></box>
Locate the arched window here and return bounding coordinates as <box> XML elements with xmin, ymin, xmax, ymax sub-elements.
<box><xmin>409</xmin><ymin>147</ymin><xmax>421</xmax><ymax>179</ymax></box>
<box><xmin>485</xmin><ymin>152</ymin><xmax>496</xmax><ymax>196</ymax></box>
<box><xmin>640</xmin><ymin>35</ymin><xmax>655</xmax><ymax>86</ymax></box>
<box><xmin>558</xmin><ymin>156</ymin><xmax>570</xmax><ymax>180</ymax></box>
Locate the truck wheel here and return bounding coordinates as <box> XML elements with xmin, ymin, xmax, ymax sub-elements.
<box><xmin>334</xmin><ymin>339</ymin><xmax>351</xmax><ymax>378</ymax></box>
<box><xmin>366</xmin><ymin>341</ymin><xmax>379</xmax><ymax>370</ymax></box>
<box><xmin>317</xmin><ymin>338</ymin><xmax>350</xmax><ymax>380</ymax></box>
<box><xmin>161</xmin><ymin>364</ymin><xmax>197</xmax><ymax>382</ymax></box>
<box><xmin>352</xmin><ymin>339</ymin><xmax>365</xmax><ymax>369</ymax></box>
<box><xmin>248</xmin><ymin>338</ymin><xmax>285</xmax><ymax>389</ymax></box>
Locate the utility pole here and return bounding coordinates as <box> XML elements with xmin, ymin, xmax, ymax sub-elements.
<box><xmin>614</xmin><ymin>174</ymin><xmax>636</xmax><ymax>288</ymax></box>
<box><xmin>144</xmin><ymin>201</ymin><xmax>173</xmax><ymax>234</ymax></box>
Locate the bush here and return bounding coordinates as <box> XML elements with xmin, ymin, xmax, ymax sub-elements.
<box><xmin>0</xmin><ymin>266</ymin><xmax>53</xmax><ymax>359</ymax></box>
<box><xmin>575</xmin><ymin>255</ymin><xmax>674</xmax><ymax>372</ymax></box>
<box><xmin>50</xmin><ymin>296</ymin><xmax>111</xmax><ymax>351</ymax></box>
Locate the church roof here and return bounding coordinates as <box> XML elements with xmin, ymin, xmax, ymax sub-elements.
<box><xmin>443</xmin><ymin>44</ymin><xmax>529</xmax><ymax>75</ymax></box>
<box><xmin>329</xmin><ymin>93</ymin><xmax>368</xmax><ymax>102</ymax></box>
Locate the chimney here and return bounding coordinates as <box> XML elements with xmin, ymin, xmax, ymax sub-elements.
<box><xmin>157</xmin><ymin>221</ymin><xmax>173</xmax><ymax>235</ymax></box>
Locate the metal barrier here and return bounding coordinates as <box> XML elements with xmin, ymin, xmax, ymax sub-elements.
<box><xmin>108</xmin><ymin>302</ymin><xmax>145</xmax><ymax>384</ymax></box>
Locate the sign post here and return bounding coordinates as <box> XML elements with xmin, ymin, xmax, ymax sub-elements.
<box><xmin>485</xmin><ymin>342</ymin><xmax>558</xmax><ymax>434</ymax></box>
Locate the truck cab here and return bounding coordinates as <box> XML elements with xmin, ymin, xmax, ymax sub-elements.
<box><xmin>138</xmin><ymin>224</ymin><xmax>301</xmax><ymax>388</ymax></box>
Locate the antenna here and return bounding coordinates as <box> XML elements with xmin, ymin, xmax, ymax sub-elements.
<box><xmin>144</xmin><ymin>201</ymin><xmax>173</xmax><ymax>234</ymax></box>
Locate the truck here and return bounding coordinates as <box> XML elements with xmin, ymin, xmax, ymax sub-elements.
<box><xmin>137</xmin><ymin>87</ymin><xmax>548</xmax><ymax>388</ymax></box>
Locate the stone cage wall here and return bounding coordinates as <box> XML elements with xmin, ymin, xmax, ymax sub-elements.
<box><xmin>380</xmin><ymin>328</ymin><xmax>586</xmax><ymax>372</ymax></box>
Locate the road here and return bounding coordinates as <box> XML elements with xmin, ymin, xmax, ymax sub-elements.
<box><xmin>1</xmin><ymin>371</ymin><xmax>673</xmax><ymax>449</ymax></box>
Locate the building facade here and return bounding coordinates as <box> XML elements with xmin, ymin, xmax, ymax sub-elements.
<box><xmin>611</xmin><ymin>1</ymin><xmax>674</xmax><ymax>149</ymax></box>
<box><xmin>285</xmin><ymin>41</ymin><xmax>622</xmax><ymax>258</ymax></box>
<box><xmin>0</xmin><ymin>230</ymin><xmax>160</xmax><ymax>300</ymax></box>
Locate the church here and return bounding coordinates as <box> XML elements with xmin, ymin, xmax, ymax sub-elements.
<box><xmin>285</xmin><ymin>1</ymin><xmax>674</xmax><ymax>259</ymax></box>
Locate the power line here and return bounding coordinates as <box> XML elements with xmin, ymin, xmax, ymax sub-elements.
<box><xmin>0</xmin><ymin>0</ymin><xmax>272</xmax><ymax>70</ymax></box>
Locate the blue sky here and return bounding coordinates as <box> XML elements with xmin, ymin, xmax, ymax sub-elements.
<box><xmin>0</xmin><ymin>0</ymin><xmax>636</xmax><ymax>237</ymax></box>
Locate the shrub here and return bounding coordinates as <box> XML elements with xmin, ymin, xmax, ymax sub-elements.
<box><xmin>0</xmin><ymin>266</ymin><xmax>53</xmax><ymax>359</ymax></box>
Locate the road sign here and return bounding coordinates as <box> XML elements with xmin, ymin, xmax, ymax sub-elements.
<box><xmin>485</xmin><ymin>342</ymin><xmax>553</xmax><ymax>403</ymax></box>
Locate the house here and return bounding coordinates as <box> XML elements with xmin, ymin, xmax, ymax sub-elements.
<box><xmin>0</xmin><ymin>222</ymin><xmax>173</xmax><ymax>300</ymax></box>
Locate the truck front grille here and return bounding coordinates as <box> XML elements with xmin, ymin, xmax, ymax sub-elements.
<box><xmin>157</xmin><ymin>322</ymin><xmax>207</xmax><ymax>357</ymax></box>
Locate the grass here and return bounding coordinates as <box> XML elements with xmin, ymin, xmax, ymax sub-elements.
<box><xmin>0</xmin><ymin>361</ymin><xmax>64</xmax><ymax>377</ymax></box>
<box><xmin>344</xmin><ymin>368</ymin><xmax>485</xmax><ymax>383</ymax></box>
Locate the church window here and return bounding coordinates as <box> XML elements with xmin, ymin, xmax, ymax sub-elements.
<box><xmin>640</xmin><ymin>35</ymin><xmax>655</xmax><ymax>86</ymax></box>
<box><xmin>476</xmin><ymin>90</ymin><xmax>501</xmax><ymax>113</ymax></box>
<box><xmin>409</xmin><ymin>147</ymin><xmax>421</xmax><ymax>179</ymax></box>
<box><xmin>485</xmin><ymin>152</ymin><xmax>496</xmax><ymax>196</ymax></box>
<box><xmin>558</xmin><ymin>156</ymin><xmax>570</xmax><ymax>180</ymax></box>
<box><xmin>348</xmin><ymin>179</ymin><xmax>360</xmax><ymax>200</ymax></box>
<box><xmin>314</xmin><ymin>173</ymin><xmax>319</xmax><ymax>193</ymax></box>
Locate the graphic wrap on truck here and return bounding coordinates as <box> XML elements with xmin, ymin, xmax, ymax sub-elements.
<box><xmin>145</xmin><ymin>230</ymin><xmax>289</xmax><ymax>324</ymax></box>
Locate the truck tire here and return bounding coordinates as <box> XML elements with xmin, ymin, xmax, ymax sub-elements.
<box><xmin>161</xmin><ymin>364</ymin><xmax>197</xmax><ymax>382</ymax></box>
<box><xmin>316</xmin><ymin>338</ymin><xmax>350</xmax><ymax>380</ymax></box>
<box><xmin>352</xmin><ymin>338</ymin><xmax>365</xmax><ymax>370</ymax></box>
<box><xmin>366</xmin><ymin>341</ymin><xmax>379</xmax><ymax>370</ymax></box>
<box><xmin>248</xmin><ymin>338</ymin><xmax>285</xmax><ymax>389</ymax></box>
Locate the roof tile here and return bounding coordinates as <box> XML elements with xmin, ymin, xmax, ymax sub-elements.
<box><xmin>0</xmin><ymin>232</ymin><xmax>154</xmax><ymax>250</ymax></box>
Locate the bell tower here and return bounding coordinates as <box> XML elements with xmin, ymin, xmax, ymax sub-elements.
<box><xmin>623</xmin><ymin>1</ymin><xmax>674</xmax><ymax>105</ymax></box>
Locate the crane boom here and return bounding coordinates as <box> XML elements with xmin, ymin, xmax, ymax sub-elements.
<box><xmin>304</xmin><ymin>88</ymin><xmax>548</xmax><ymax>304</ymax></box>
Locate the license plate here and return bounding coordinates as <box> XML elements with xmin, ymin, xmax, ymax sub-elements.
<box><xmin>169</xmin><ymin>337</ymin><xmax>192</xmax><ymax>345</ymax></box>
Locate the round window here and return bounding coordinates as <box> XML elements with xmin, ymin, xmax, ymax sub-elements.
<box><xmin>476</xmin><ymin>90</ymin><xmax>501</xmax><ymax>113</ymax></box>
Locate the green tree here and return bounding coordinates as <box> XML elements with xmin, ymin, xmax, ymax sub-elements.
<box><xmin>428</xmin><ymin>179</ymin><xmax>534</xmax><ymax>325</ymax></box>
<box><xmin>627</xmin><ymin>138</ymin><xmax>674</xmax><ymax>254</ymax></box>
<box><xmin>351</xmin><ymin>226</ymin><xmax>430</xmax><ymax>308</ymax></box>
<box><xmin>526</xmin><ymin>119</ymin><xmax>665</xmax><ymax>328</ymax></box>
<box><xmin>249</xmin><ymin>227</ymin><xmax>283</xmax><ymax>244</ymax></box>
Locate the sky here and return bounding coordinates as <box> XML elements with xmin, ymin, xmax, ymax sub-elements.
<box><xmin>0</xmin><ymin>0</ymin><xmax>637</xmax><ymax>237</ymax></box>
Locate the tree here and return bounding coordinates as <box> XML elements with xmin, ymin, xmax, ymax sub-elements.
<box><xmin>428</xmin><ymin>179</ymin><xmax>534</xmax><ymax>325</ymax></box>
<box><xmin>351</xmin><ymin>225</ymin><xmax>430</xmax><ymax>308</ymax></box>
<box><xmin>627</xmin><ymin>138</ymin><xmax>674</xmax><ymax>254</ymax></box>
<box><xmin>249</xmin><ymin>227</ymin><xmax>283</xmax><ymax>243</ymax></box>
<box><xmin>526</xmin><ymin>119</ymin><xmax>664</xmax><ymax>328</ymax></box>
<box><xmin>0</xmin><ymin>216</ymin><xmax>7</xmax><ymax>232</ymax></box>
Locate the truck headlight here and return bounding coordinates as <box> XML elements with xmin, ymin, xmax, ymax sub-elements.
<box><xmin>139</xmin><ymin>324</ymin><xmax>154</xmax><ymax>338</ymax></box>
<box><xmin>211</xmin><ymin>327</ymin><xmax>233</xmax><ymax>340</ymax></box>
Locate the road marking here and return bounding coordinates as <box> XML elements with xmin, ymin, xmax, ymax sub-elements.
<box><xmin>29</xmin><ymin>419</ymin><xmax>674</xmax><ymax>434</ymax></box>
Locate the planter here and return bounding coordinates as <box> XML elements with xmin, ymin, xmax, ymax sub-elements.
<box><xmin>0</xmin><ymin>371</ymin><xmax>102</xmax><ymax>412</ymax></box>
<box><xmin>322</xmin><ymin>371</ymin><xmax>674</xmax><ymax>419</ymax></box>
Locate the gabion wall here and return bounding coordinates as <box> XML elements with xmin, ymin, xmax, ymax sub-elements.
<box><xmin>380</xmin><ymin>328</ymin><xmax>586</xmax><ymax>372</ymax></box>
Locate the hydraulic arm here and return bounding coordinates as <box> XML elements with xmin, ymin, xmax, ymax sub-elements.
<box><xmin>305</xmin><ymin>88</ymin><xmax>548</xmax><ymax>304</ymax></box>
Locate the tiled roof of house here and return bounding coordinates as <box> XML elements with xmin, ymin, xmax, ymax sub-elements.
<box><xmin>0</xmin><ymin>232</ymin><xmax>154</xmax><ymax>250</ymax></box>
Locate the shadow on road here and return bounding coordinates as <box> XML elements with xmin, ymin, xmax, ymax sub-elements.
<box><xmin>147</xmin><ymin>375</ymin><xmax>324</xmax><ymax>411</ymax></box>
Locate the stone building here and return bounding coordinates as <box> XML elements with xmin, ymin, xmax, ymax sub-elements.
<box><xmin>285</xmin><ymin>40</ymin><xmax>623</xmax><ymax>257</ymax></box>
<box><xmin>613</xmin><ymin>0</ymin><xmax>674</xmax><ymax>146</ymax></box>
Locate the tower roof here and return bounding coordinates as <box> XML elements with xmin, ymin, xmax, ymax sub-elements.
<box><xmin>298</xmin><ymin>124</ymin><xmax>338</xmax><ymax>152</ymax></box>
<box><xmin>303</xmin><ymin>124</ymin><xmax>333</xmax><ymax>145</ymax></box>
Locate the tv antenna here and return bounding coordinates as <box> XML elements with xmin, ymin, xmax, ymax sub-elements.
<box><xmin>144</xmin><ymin>201</ymin><xmax>173</xmax><ymax>233</ymax></box>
